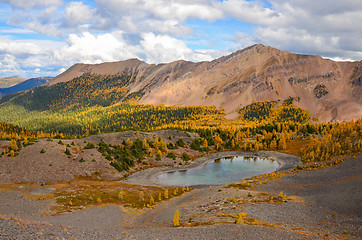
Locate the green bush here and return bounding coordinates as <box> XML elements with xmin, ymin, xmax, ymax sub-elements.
<box><xmin>166</xmin><ymin>152</ymin><xmax>177</xmax><ymax>160</ymax></box>
<box><xmin>176</xmin><ymin>138</ymin><xmax>185</xmax><ymax>147</ymax></box>
<box><xmin>181</xmin><ymin>153</ymin><xmax>190</xmax><ymax>161</ymax></box>
<box><xmin>64</xmin><ymin>148</ymin><xmax>71</xmax><ymax>155</ymax></box>
<box><xmin>84</xmin><ymin>142</ymin><xmax>95</xmax><ymax>149</ymax></box>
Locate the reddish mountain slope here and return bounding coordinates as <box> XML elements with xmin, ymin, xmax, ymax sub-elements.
<box><xmin>48</xmin><ymin>44</ymin><xmax>362</xmax><ymax>122</ymax></box>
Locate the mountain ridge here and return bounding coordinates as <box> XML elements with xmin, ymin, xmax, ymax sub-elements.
<box><xmin>14</xmin><ymin>44</ymin><xmax>362</xmax><ymax>122</ymax></box>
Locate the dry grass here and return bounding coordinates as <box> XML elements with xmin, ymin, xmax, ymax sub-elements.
<box><xmin>50</xmin><ymin>179</ymin><xmax>190</xmax><ymax>213</ymax></box>
<box><xmin>0</xmin><ymin>179</ymin><xmax>191</xmax><ymax>214</ymax></box>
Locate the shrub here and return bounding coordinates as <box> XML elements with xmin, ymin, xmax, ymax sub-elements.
<box><xmin>190</xmin><ymin>138</ymin><xmax>202</xmax><ymax>151</ymax></box>
<box><xmin>40</xmin><ymin>149</ymin><xmax>46</xmax><ymax>154</ymax></box>
<box><xmin>176</xmin><ymin>138</ymin><xmax>185</xmax><ymax>147</ymax></box>
<box><xmin>84</xmin><ymin>142</ymin><xmax>95</xmax><ymax>149</ymax></box>
<box><xmin>64</xmin><ymin>148</ymin><xmax>71</xmax><ymax>155</ymax></box>
<box><xmin>110</xmin><ymin>161</ymin><xmax>123</xmax><ymax>172</ymax></box>
<box><xmin>166</xmin><ymin>152</ymin><xmax>177</xmax><ymax>160</ymax></box>
<box><xmin>167</xmin><ymin>142</ymin><xmax>178</xmax><ymax>149</ymax></box>
<box><xmin>181</xmin><ymin>153</ymin><xmax>190</xmax><ymax>161</ymax></box>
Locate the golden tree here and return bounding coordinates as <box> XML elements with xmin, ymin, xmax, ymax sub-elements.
<box><xmin>173</xmin><ymin>209</ymin><xmax>180</xmax><ymax>227</ymax></box>
<box><xmin>203</xmin><ymin>139</ymin><xmax>208</xmax><ymax>148</ymax></box>
<box><xmin>214</xmin><ymin>135</ymin><xmax>223</xmax><ymax>149</ymax></box>
<box><xmin>10</xmin><ymin>139</ymin><xmax>18</xmax><ymax>151</ymax></box>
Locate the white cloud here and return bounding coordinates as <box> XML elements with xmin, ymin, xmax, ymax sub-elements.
<box><xmin>0</xmin><ymin>37</ymin><xmax>64</xmax><ymax>77</ymax></box>
<box><xmin>4</xmin><ymin>0</ymin><xmax>359</xmax><ymax>61</ymax></box>
<box><xmin>146</xmin><ymin>1</ymin><xmax>222</xmax><ymax>21</ymax></box>
<box><xmin>0</xmin><ymin>28</ymin><xmax>34</xmax><ymax>34</ymax></box>
<box><xmin>54</xmin><ymin>32</ymin><xmax>140</xmax><ymax>64</ymax></box>
<box><xmin>0</xmin><ymin>0</ymin><xmax>62</xmax><ymax>8</ymax></box>
<box><xmin>323</xmin><ymin>56</ymin><xmax>355</xmax><ymax>62</ymax></box>
<box><xmin>37</xmin><ymin>6</ymin><xmax>58</xmax><ymax>21</ymax></box>
<box><xmin>143</xmin><ymin>19</ymin><xmax>193</xmax><ymax>36</ymax></box>
<box><xmin>0</xmin><ymin>39</ymin><xmax>46</xmax><ymax>56</ymax></box>
<box><xmin>229</xmin><ymin>0</ymin><xmax>362</xmax><ymax>60</ymax></box>
<box><xmin>64</xmin><ymin>1</ymin><xmax>94</xmax><ymax>27</ymax></box>
<box><xmin>230</xmin><ymin>32</ymin><xmax>256</xmax><ymax>51</ymax></box>
<box><xmin>96</xmin><ymin>0</ymin><xmax>223</xmax><ymax>21</ymax></box>
<box><xmin>220</xmin><ymin>0</ymin><xmax>288</xmax><ymax>26</ymax></box>
<box><xmin>0</xmin><ymin>31</ymin><xmax>221</xmax><ymax>78</ymax></box>
<box><xmin>1</xmin><ymin>54</ymin><xmax>18</xmax><ymax>71</ymax></box>
<box><xmin>1</xmin><ymin>0</ymin><xmax>361</xmax><ymax>77</ymax></box>
<box><xmin>140</xmin><ymin>32</ymin><xmax>214</xmax><ymax>63</ymax></box>
<box><xmin>58</xmin><ymin>67</ymin><xmax>66</xmax><ymax>73</ymax></box>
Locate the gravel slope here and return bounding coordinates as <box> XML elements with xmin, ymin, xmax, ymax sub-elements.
<box><xmin>0</xmin><ymin>155</ymin><xmax>360</xmax><ymax>239</ymax></box>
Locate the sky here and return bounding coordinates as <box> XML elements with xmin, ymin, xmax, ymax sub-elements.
<box><xmin>0</xmin><ymin>0</ymin><xmax>361</xmax><ymax>78</ymax></box>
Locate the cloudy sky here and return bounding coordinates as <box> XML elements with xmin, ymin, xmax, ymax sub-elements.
<box><xmin>0</xmin><ymin>0</ymin><xmax>361</xmax><ymax>78</ymax></box>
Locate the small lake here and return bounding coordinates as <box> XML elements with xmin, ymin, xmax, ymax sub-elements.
<box><xmin>157</xmin><ymin>156</ymin><xmax>279</xmax><ymax>186</ymax></box>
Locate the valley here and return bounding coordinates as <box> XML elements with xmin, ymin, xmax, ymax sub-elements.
<box><xmin>0</xmin><ymin>45</ymin><xmax>361</xmax><ymax>239</ymax></box>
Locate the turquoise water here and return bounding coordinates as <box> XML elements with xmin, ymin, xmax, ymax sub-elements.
<box><xmin>157</xmin><ymin>156</ymin><xmax>279</xmax><ymax>186</ymax></box>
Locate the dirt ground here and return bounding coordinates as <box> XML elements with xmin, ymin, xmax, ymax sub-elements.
<box><xmin>0</xmin><ymin>153</ymin><xmax>360</xmax><ymax>239</ymax></box>
<box><xmin>0</xmin><ymin>130</ymin><xmax>201</xmax><ymax>184</ymax></box>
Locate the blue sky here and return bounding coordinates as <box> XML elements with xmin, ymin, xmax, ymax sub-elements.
<box><xmin>0</xmin><ymin>0</ymin><xmax>361</xmax><ymax>78</ymax></box>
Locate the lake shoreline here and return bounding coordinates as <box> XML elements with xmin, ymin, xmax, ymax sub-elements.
<box><xmin>122</xmin><ymin>151</ymin><xmax>302</xmax><ymax>187</ymax></box>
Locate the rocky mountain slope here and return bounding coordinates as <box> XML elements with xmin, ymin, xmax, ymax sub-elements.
<box><xmin>45</xmin><ymin>44</ymin><xmax>362</xmax><ymax>122</ymax></box>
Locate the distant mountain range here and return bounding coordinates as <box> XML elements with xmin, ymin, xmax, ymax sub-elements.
<box><xmin>0</xmin><ymin>77</ymin><xmax>52</xmax><ymax>98</ymax></box>
<box><xmin>0</xmin><ymin>77</ymin><xmax>26</xmax><ymax>88</ymax></box>
<box><xmin>46</xmin><ymin>44</ymin><xmax>361</xmax><ymax>122</ymax></box>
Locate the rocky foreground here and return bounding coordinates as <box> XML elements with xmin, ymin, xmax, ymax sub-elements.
<box><xmin>0</xmin><ymin>155</ymin><xmax>361</xmax><ymax>239</ymax></box>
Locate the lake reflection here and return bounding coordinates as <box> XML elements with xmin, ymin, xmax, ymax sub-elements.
<box><xmin>157</xmin><ymin>156</ymin><xmax>279</xmax><ymax>186</ymax></box>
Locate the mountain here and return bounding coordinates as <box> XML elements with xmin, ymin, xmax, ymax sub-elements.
<box><xmin>46</xmin><ymin>44</ymin><xmax>361</xmax><ymax>122</ymax></box>
<box><xmin>0</xmin><ymin>77</ymin><xmax>27</xmax><ymax>88</ymax></box>
<box><xmin>0</xmin><ymin>77</ymin><xmax>52</xmax><ymax>98</ymax></box>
